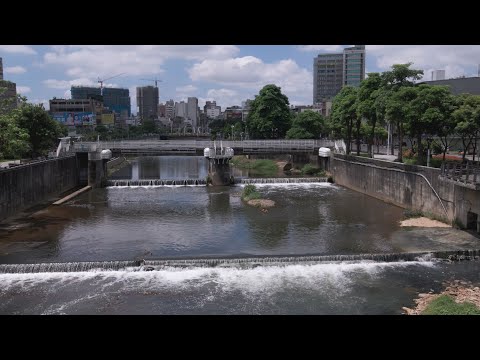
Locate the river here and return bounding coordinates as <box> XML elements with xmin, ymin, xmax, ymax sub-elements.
<box><xmin>0</xmin><ymin>156</ymin><xmax>479</xmax><ymax>314</ymax></box>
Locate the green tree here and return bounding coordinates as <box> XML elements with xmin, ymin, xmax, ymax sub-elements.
<box><xmin>410</xmin><ymin>85</ymin><xmax>457</xmax><ymax>164</ymax></box>
<box><xmin>356</xmin><ymin>73</ymin><xmax>382</xmax><ymax>157</ymax></box>
<box><xmin>142</xmin><ymin>118</ymin><xmax>157</xmax><ymax>134</ymax></box>
<box><xmin>246</xmin><ymin>84</ymin><xmax>291</xmax><ymax>139</ymax></box>
<box><xmin>329</xmin><ymin>86</ymin><xmax>358</xmax><ymax>154</ymax></box>
<box><xmin>0</xmin><ymin>114</ymin><xmax>29</xmax><ymax>159</ymax></box>
<box><xmin>286</xmin><ymin>110</ymin><xmax>325</xmax><ymax>139</ymax></box>
<box><xmin>382</xmin><ymin>63</ymin><xmax>424</xmax><ymax>162</ymax></box>
<box><xmin>15</xmin><ymin>103</ymin><xmax>67</xmax><ymax>157</ymax></box>
<box><xmin>453</xmin><ymin>94</ymin><xmax>480</xmax><ymax>161</ymax></box>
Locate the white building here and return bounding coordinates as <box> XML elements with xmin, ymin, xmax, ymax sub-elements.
<box><xmin>431</xmin><ymin>70</ymin><xmax>446</xmax><ymax>81</ymax></box>
<box><xmin>175</xmin><ymin>101</ymin><xmax>187</xmax><ymax>118</ymax></box>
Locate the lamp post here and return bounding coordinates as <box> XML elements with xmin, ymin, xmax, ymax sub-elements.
<box><xmin>231</xmin><ymin>125</ymin><xmax>234</xmax><ymax>140</ymax></box>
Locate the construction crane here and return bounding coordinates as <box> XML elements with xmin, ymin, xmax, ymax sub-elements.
<box><xmin>140</xmin><ymin>77</ymin><xmax>162</xmax><ymax>87</ymax></box>
<box><xmin>97</xmin><ymin>73</ymin><xmax>125</xmax><ymax>95</ymax></box>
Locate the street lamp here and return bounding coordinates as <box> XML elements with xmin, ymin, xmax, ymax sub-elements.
<box><xmin>231</xmin><ymin>125</ymin><xmax>234</xmax><ymax>140</ymax></box>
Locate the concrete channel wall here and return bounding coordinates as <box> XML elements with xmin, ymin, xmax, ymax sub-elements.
<box><xmin>332</xmin><ymin>154</ymin><xmax>480</xmax><ymax>229</ymax></box>
<box><xmin>0</xmin><ymin>155</ymin><xmax>79</xmax><ymax>221</ymax></box>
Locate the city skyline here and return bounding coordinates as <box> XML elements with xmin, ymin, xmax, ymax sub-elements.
<box><xmin>2</xmin><ymin>45</ymin><xmax>480</xmax><ymax>114</ymax></box>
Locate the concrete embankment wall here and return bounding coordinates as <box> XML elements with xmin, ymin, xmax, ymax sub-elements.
<box><xmin>332</xmin><ymin>154</ymin><xmax>480</xmax><ymax>228</ymax></box>
<box><xmin>0</xmin><ymin>155</ymin><xmax>79</xmax><ymax>221</ymax></box>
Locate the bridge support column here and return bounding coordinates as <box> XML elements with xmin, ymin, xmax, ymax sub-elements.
<box><xmin>88</xmin><ymin>149</ymin><xmax>112</xmax><ymax>188</ymax></box>
<box><xmin>208</xmin><ymin>158</ymin><xmax>234</xmax><ymax>186</ymax></box>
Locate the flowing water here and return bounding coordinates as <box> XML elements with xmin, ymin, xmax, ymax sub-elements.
<box><xmin>1</xmin><ymin>156</ymin><xmax>479</xmax><ymax>314</ymax></box>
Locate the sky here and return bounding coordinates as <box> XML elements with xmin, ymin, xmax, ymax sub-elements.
<box><xmin>1</xmin><ymin>45</ymin><xmax>480</xmax><ymax>115</ymax></box>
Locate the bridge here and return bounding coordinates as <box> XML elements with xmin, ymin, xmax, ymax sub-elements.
<box><xmin>71</xmin><ymin>139</ymin><xmax>335</xmax><ymax>156</ymax></box>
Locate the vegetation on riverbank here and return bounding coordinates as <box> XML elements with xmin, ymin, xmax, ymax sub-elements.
<box><xmin>230</xmin><ymin>156</ymin><xmax>279</xmax><ymax>177</ymax></box>
<box><xmin>241</xmin><ymin>184</ymin><xmax>261</xmax><ymax>201</ymax></box>
<box><xmin>241</xmin><ymin>184</ymin><xmax>276</xmax><ymax>210</ymax></box>
<box><xmin>422</xmin><ymin>295</ymin><xmax>480</xmax><ymax>315</ymax></box>
<box><xmin>404</xmin><ymin>280</ymin><xmax>480</xmax><ymax>315</ymax></box>
<box><xmin>402</xmin><ymin>209</ymin><xmax>450</xmax><ymax>226</ymax></box>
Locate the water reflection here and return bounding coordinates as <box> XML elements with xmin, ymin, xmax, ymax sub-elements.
<box><xmin>0</xmin><ymin>157</ymin><xmax>416</xmax><ymax>263</ymax></box>
<box><xmin>111</xmin><ymin>156</ymin><xmax>208</xmax><ymax>180</ymax></box>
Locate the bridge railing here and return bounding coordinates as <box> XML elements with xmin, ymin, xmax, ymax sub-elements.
<box><xmin>72</xmin><ymin>139</ymin><xmax>336</xmax><ymax>153</ymax></box>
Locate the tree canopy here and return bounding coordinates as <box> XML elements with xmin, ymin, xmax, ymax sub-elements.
<box><xmin>246</xmin><ymin>84</ymin><xmax>291</xmax><ymax>139</ymax></box>
<box><xmin>286</xmin><ymin>110</ymin><xmax>325</xmax><ymax>139</ymax></box>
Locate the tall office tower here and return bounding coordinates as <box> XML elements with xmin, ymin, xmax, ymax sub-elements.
<box><xmin>136</xmin><ymin>86</ymin><xmax>159</xmax><ymax>120</ymax></box>
<box><xmin>313</xmin><ymin>45</ymin><xmax>366</xmax><ymax>103</ymax></box>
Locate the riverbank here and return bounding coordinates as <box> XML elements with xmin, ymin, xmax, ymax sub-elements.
<box><xmin>400</xmin><ymin>217</ymin><xmax>451</xmax><ymax>227</ymax></box>
<box><xmin>403</xmin><ymin>280</ymin><xmax>480</xmax><ymax>315</ymax></box>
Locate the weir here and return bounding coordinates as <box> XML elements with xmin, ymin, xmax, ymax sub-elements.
<box><xmin>107</xmin><ymin>179</ymin><xmax>207</xmax><ymax>186</ymax></box>
<box><xmin>238</xmin><ymin>177</ymin><xmax>328</xmax><ymax>184</ymax></box>
<box><xmin>1</xmin><ymin>250</ymin><xmax>479</xmax><ymax>273</ymax></box>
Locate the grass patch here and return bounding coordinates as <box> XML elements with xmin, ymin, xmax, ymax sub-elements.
<box><xmin>403</xmin><ymin>158</ymin><xmax>417</xmax><ymax>165</ymax></box>
<box><xmin>241</xmin><ymin>184</ymin><xmax>262</xmax><ymax>201</ymax></box>
<box><xmin>231</xmin><ymin>156</ymin><xmax>279</xmax><ymax>177</ymax></box>
<box><xmin>300</xmin><ymin>164</ymin><xmax>326</xmax><ymax>177</ymax></box>
<box><xmin>422</xmin><ymin>295</ymin><xmax>480</xmax><ymax>315</ymax></box>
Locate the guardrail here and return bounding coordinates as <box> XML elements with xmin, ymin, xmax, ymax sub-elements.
<box><xmin>72</xmin><ymin>139</ymin><xmax>335</xmax><ymax>154</ymax></box>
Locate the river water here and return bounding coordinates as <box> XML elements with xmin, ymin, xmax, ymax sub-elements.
<box><xmin>0</xmin><ymin>156</ymin><xmax>479</xmax><ymax>314</ymax></box>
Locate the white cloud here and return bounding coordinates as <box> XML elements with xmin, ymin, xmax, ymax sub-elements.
<box><xmin>43</xmin><ymin>78</ymin><xmax>115</xmax><ymax>90</ymax></box>
<box><xmin>17</xmin><ymin>86</ymin><xmax>31</xmax><ymax>94</ymax></box>
<box><xmin>188</xmin><ymin>56</ymin><xmax>312</xmax><ymax>105</ymax></box>
<box><xmin>4</xmin><ymin>66</ymin><xmax>27</xmax><ymax>74</ymax></box>
<box><xmin>0</xmin><ymin>45</ymin><xmax>36</xmax><ymax>55</ymax></box>
<box><xmin>43</xmin><ymin>45</ymin><xmax>240</xmax><ymax>79</ymax></box>
<box><xmin>175</xmin><ymin>85</ymin><xmax>197</xmax><ymax>93</ymax></box>
<box><xmin>366</xmin><ymin>45</ymin><xmax>480</xmax><ymax>80</ymax></box>
<box><xmin>30</xmin><ymin>98</ymin><xmax>49</xmax><ymax>110</ymax></box>
<box><xmin>297</xmin><ymin>45</ymin><xmax>347</xmax><ymax>52</ymax></box>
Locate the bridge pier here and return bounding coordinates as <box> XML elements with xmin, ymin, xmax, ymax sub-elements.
<box><xmin>208</xmin><ymin>158</ymin><xmax>234</xmax><ymax>186</ymax></box>
<box><xmin>204</xmin><ymin>146</ymin><xmax>234</xmax><ymax>186</ymax></box>
<box><xmin>88</xmin><ymin>150</ymin><xmax>112</xmax><ymax>188</ymax></box>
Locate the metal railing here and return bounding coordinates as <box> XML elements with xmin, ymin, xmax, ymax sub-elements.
<box><xmin>72</xmin><ymin>139</ymin><xmax>335</xmax><ymax>154</ymax></box>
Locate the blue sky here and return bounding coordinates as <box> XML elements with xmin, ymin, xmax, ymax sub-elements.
<box><xmin>2</xmin><ymin>45</ymin><xmax>480</xmax><ymax>115</ymax></box>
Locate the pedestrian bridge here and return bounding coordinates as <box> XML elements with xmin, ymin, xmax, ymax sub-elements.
<box><xmin>72</xmin><ymin>139</ymin><xmax>335</xmax><ymax>156</ymax></box>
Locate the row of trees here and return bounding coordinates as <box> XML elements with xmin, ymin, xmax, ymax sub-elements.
<box><xmin>330</xmin><ymin>63</ymin><xmax>480</xmax><ymax>164</ymax></box>
<box><xmin>0</xmin><ymin>93</ymin><xmax>67</xmax><ymax>160</ymax></box>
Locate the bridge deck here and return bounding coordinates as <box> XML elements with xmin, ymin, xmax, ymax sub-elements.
<box><xmin>72</xmin><ymin>140</ymin><xmax>335</xmax><ymax>154</ymax></box>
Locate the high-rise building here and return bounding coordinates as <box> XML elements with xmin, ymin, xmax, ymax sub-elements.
<box><xmin>71</xmin><ymin>86</ymin><xmax>131</xmax><ymax>117</ymax></box>
<box><xmin>0</xmin><ymin>57</ymin><xmax>3</xmax><ymax>81</ymax></box>
<box><xmin>343</xmin><ymin>45</ymin><xmax>366</xmax><ymax>87</ymax></box>
<box><xmin>431</xmin><ymin>70</ymin><xmax>446</xmax><ymax>81</ymax></box>
<box><xmin>204</xmin><ymin>100</ymin><xmax>221</xmax><ymax>119</ymax></box>
<box><xmin>187</xmin><ymin>97</ymin><xmax>198</xmax><ymax>128</ymax></box>
<box><xmin>313</xmin><ymin>45</ymin><xmax>366</xmax><ymax>104</ymax></box>
<box><xmin>136</xmin><ymin>86</ymin><xmax>159</xmax><ymax>120</ymax></box>
<box><xmin>165</xmin><ymin>99</ymin><xmax>175</xmax><ymax>119</ymax></box>
<box><xmin>175</xmin><ymin>101</ymin><xmax>187</xmax><ymax>118</ymax></box>
<box><xmin>158</xmin><ymin>103</ymin><xmax>166</xmax><ymax>117</ymax></box>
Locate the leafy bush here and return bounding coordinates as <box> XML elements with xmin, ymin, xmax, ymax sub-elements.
<box><xmin>403</xmin><ymin>209</ymin><xmax>424</xmax><ymax>218</ymax></box>
<box><xmin>243</xmin><ymin>184</ymin><xmax>257</xmax><ymax>197</ymax></box>
<box><xmin>242</xmin><ymin>184</ymin><xmax>262</xmax><ymax>201</ymax></box>
<box><xmin>301</xmin><ymin>164</ymin><xmax>325</xmax><ymax>176</ymax></box>
<box><xmin>403</xmin><ymin>148</ymin><xmax>416</xmax><ymax>159</ymax></box>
